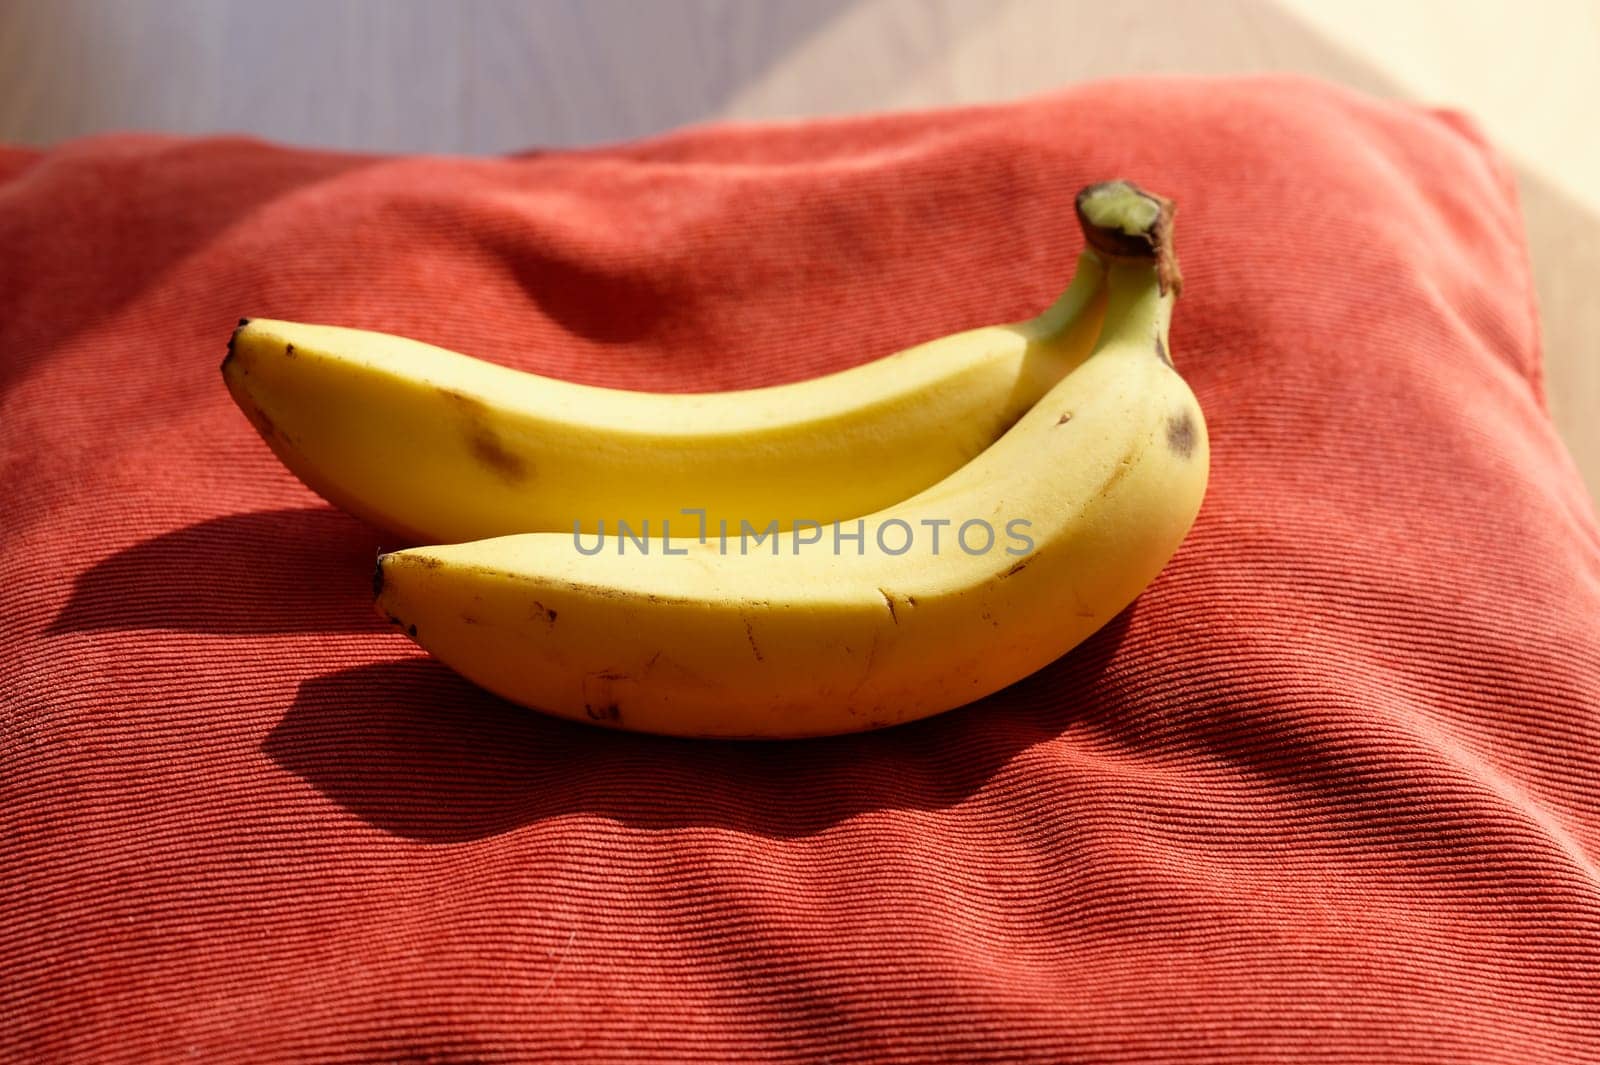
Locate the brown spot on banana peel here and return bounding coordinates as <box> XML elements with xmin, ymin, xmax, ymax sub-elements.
<box><xmin>582</xmin><ymin>670</ymin><xmax>627</xmax><ymax>723</ymax></box>
<box><xmin>1057</xmin><ymin>412</ymin><xmax>1073</xmax><ymax>426</ymax></box>
<box><xmin>438</xmin><ymin>387</ymin><xmax>531</xmax><ymax>484</ymax></box>
<box><xmin>1093</xmin><ymin>444</ymin><xmax>1144</xmax><ymax>501</ymax></box>
<box><xmin>1166</xmin><ymin>411</ymin><xmax>1197</xmax><ymax>459</ymax></box>
<box><xmin>743</xmin><ymin>617</ymin><xmax>764</xmax><ymax>661</ymax></box>
<box><xmin>879</xmin><ymin>589</ymin><xmax>898</xmax><ymax>624</ymax></box>
<box><xmin>552</xmin><ymin>577</ymin><xmax>698</xmax><ymax>606</ymax></box>
<box><xmin>470</xmin><ymin>432</ymin><xmax>529</xmax><ymax>483</ymax></box>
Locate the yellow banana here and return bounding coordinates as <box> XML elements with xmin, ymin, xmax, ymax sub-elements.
<box><xmin>223</xmin><ymin>245</ymin><xmax>1109</xmax><ymax>542</ymax></box>
<box><xmin>373</xmin><ymin>183</ymin><xmax>1207</xmax><ymax>738</ymax></box>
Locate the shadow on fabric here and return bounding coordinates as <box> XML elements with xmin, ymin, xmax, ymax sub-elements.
<box><xmin>263</xmin><ymin>607</ymin><xmax>1135</xmax><ymax>842</ymax></box>
<box><xmin>49</xmin><ymin>506</ymin><xmax>389</xmax><ymax>635</ymax></box>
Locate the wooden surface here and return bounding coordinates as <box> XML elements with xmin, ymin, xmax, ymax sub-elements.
<box><xmin>3</xmin><ymin>0</ymin><xmax>1596</xmax><ymax>504</ymax></box>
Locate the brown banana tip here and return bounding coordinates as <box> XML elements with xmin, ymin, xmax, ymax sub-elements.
<box><xmin>1075</xmin><ymin>181</ymin><xmax>1182</xmax><ymax>297</ymax></box>
<box><xmin>222</xmin><ymin>317</ymin><xmax>253</xmax><ymax>374</ymax></box>
<box><xmin>373</xmin><ymin>553</ymin><xmax>388</xmax><ymax>599</ymax></box>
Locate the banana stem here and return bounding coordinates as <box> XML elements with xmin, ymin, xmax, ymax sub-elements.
<box><xmin>1030</xmin><ymin>250</ymin><xmax>1105</xmax><ymax>339</ymax></box>
<box><xmin>1099</xmin><ymin>260</ymin><xmax>1173</xmax><ymax>358</ymax></box>
<box><xmin>1075</xmin><ymin>180</ymin><xmax>1182</xmax><ymax>297</ymax></box>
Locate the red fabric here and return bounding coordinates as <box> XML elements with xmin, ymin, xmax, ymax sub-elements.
<box><xmin>4</xmin><ymin>75</ymin><xmax>1599</xmax><ymax>1063</ymax></box>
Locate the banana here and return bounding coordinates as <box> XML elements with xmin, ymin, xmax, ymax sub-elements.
<box><xmin>372</xmin><ymin>182</ymin><xmax>1207</xmax><ymax>738</ymax></box>
<box><xmin>222</xmin><ymin>227</ymin><xmax>1111</xmax><ymax>543</ymax></box>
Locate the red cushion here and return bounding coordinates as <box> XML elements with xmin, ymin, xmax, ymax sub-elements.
<box><xmin>5</xmin><ymin>75</ymin><xmax>1599</xmax><ymax>1062</ymax></box>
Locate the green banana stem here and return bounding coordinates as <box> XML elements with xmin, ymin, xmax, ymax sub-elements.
<box><xmin>1030</xmin><ymin>250</ymin><xmax>1106</xmax><ymax>339</ymax></box>
<box><xmin>1099</xmin><ymin>260</ymin><xmax>1174</xmax><ymax>365</ymax></box>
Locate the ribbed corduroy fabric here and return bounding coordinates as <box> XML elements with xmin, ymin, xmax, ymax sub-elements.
<box><xmin>3</xmin><ymin>75</ymin><xmax>1599</xmax><ymax>1063</ymax></box>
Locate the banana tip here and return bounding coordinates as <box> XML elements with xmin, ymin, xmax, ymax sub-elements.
<box><xmin>372</xmin><ymin>553</ymin><xmax>388</xmax><ymax>599</ymax></box>
<box><xmin>221</xmin><ymin>317</ymin><xmax>253</xmax><ymax>376</ymax></box>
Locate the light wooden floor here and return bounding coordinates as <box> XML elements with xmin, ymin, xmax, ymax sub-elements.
<box><xmin>3</xmin><ymin>0</ymin><xmax>1596</xmax><ymax>504</ymax></box>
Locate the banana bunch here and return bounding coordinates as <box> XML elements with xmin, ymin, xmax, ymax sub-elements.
<box><xmin>225</xmin><ymin>180</ymin><xmax>1207</xmax><ymax>738</ymax></box>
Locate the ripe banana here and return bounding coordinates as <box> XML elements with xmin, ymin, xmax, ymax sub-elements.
<box><xmin>373</xmin><ymin>182</ymin><xmax>1207</xmax><ymax>738</ymax></box>
<box><xmin>223</xmin><ymin>239</ymin><xmax>1109</xmax><ymax>542</ymax></box>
